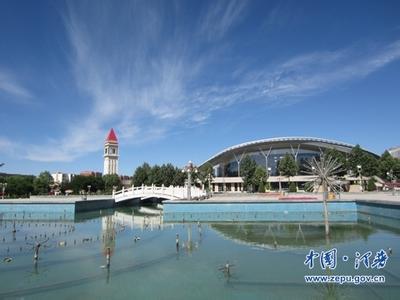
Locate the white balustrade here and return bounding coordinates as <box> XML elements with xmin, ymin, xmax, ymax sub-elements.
<box><xmin>113</xmin><ymin>184</ymin><xmax>207</xmax><ymax>203</ymax></box>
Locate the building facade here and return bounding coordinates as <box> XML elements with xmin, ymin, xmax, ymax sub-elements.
<box><xmin>103</xmin><ymin>128</ymin><xmax>119</xmax><ymax>175</ymax></box>
<box><xmin>201</xmin><ymin>137</ymin><xmax>378</xmax><ymax>192</ymax></box>
<box><xmin>388</xmin><ymin>146</ymin><xmax>400</xmax><ymax>159</ymax></box>
<box><xmin>51</xmin><ymin>172</ymin><xmax>74</xmax><ymax>184</ymax></box>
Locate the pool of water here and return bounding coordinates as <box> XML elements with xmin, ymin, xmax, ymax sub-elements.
<box><xmin>0</xmin><ymin>206</ymin><xmax>399</xmax><ymax>299</ymax></box>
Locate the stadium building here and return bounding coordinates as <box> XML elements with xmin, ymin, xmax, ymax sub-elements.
<box><xmin>201</xmin><ymin>137</ymin><xmax>378</xmax><ymax>192</ymax></box>
<box><xmin>388</xmin><ymin>146</ymin><xmax>400</xmax><ymax>159</ymax></box>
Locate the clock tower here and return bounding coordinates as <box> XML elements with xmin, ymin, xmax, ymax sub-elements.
<box><xmin>103</xmin><ymin>128</ymin><xmax>119</xmax><ymax>175</ymax></box>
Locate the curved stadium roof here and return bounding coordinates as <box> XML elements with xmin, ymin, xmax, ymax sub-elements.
<box><xmin>202</xmin><ymin>136</ymin><xmax>378</xmax><ymax>166</ymax></box>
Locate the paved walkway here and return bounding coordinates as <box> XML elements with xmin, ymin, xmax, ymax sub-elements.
<box><xmin>2</xmin><ymin>192</ymin><xmax>399</xmax><ymax>206</ymax></box>
<box><xmin>205</xmin><ymin>191</ymin><xmax>400</xmax><ymax>204</ymax></box>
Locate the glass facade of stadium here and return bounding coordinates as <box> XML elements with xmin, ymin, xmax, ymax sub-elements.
<box><xmin>201</xmin><ymin>137</ymin><xmax>377</xmax><ymax>192</ymax></box>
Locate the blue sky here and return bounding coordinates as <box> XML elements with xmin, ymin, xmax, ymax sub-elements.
<box><xmin>1</xmin><ymin>0</ymin><xmax>400</xmax><ymax>176</ymax></box>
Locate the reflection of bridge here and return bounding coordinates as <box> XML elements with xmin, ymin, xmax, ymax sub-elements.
<box><xmin>113</xmin><ymin>185</ymin><xmax>207</xmax><ymax>203</ymax></box>
<box><xmin>111</xmin><ymin>210</ymin><xmax>166</xmax><ymax>230</ymax></box>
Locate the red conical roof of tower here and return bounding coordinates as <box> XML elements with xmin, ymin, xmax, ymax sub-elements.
<box><xmin>106</xmin><ymin>128</ymin><xmax>118</xmax><ymax>143</ymax></box>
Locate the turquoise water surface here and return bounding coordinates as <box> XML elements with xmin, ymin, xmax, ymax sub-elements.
<box><xmin>0</xmin><ymin>206</ymin><xmax>399</xmax><ymax>299</ymax></box>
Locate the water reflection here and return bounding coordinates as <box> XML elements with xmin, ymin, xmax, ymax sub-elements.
<box><xmin>101</xmin><ymin>216</ymin><xmax>115</xmax><ymax>283</ymax></box>
<box><xmin>0</xmin><ymin>206</ymin><xmax>399</xmax><ymax>299</ymax></box>
<box><xmin>180</xmin><ymin>224</ymin><xmax>201</xmax><ymax>254</ymax></box>
<box><xmin>211</xmin><ymin>222</ymin><xmax>375</xmax><ymax>249</ymax></box>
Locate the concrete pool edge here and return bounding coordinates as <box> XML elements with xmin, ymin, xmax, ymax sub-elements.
<box><xmin>162</xmin><ymin>199</ymin><xmax>400</xmax><ymax>222</ymax></box>
<box><xmin>0</xmin><ymin>197</ymin><xmax>115</xmax><ymax>220</ymax></box>
<box><xmin>1</xmin><ymin>196</ymin><xmax>399</xmax><ymax>222</ymax></box>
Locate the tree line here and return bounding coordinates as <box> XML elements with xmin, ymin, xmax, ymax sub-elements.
<box><xmin>0</xmin><ymin>172</ymin><xmax>122</xmax><ymax>198</ymax></box>
<box><xmin>131</xmin><ymin>162</ymin><xmax>214</xmax><ymax>191</ymax></box>
<box><xmin>0</xmin><ymin>162</ymin><xmax>215</xmax><ymax>198</ymax></box>
<box><xmin>240</xmin><ymin>145</ymin><xmax>400</xmax><ymax>192</ymax></box>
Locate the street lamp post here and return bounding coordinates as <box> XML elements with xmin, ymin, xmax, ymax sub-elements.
<box><xmin>274</xmin><ymin>156</ymin><xmax>283</xmax><ymax>193</ymax></box>
<box><xmin>278</xmin><ymin>156</ymin><xmax>283</xmax><ymax>193</ymax></box>
<box><xmin>278</xmin><ymin>172</ymin><xmax>282</xmax><ymax>193</ymax></box>
<box><xmin>208</xmin><ymin>173</ymin><xmax>213</xmax><ymax>195</ymax></box>
<box><xmin>0</xmin><ymin>183</ymin><xmax>7</xmax><ymax>200</ymax></box>
<box><xmin>267</xmin><ymin>167</ymin><xmax>271</xmax><ymax>191</ymax></box>
<box><xmin>357</xmin><ymin>165</ymin><xmax>363</xmax><ymax>192</ymax></box>
<box><xmin>182</xmin><ymin>161</ymin><xmax>198</xmax><ymax>201</ymax></box>
<box><xmin>87</xmin><ymin>185</ymin><xmax>92</xmax><ymax>196</ymax></box>
<box><xmin>387</xmin><ymin>169</ymin><xmax>395</xmax><ymax>196</ymax></box>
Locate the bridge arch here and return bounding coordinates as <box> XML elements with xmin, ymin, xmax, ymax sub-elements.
<box><xmin>113</xmin><ymin>185</ymin><xmax>207</xmax><ymax>203</ymax></box>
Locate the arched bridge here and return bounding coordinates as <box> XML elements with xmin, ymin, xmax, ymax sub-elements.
<box><xmin>113</xmin><ymin>185</ymin><xmax>207</xmax><ymax>203</ymax></box>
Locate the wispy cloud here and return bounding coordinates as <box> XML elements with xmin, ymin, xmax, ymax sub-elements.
<box><xmin>263</xmin><ymin>1</ymin><xmax>299</xmax><ymax>28</ymax></box>
<box><xmin>0</xmin><ymin>136</ymin><xmax>24</xmax><ymax>159</ymax></box>
<box><xmin>0</xmin><ymin>137</ymin><xmax>14</xmax><ymax>150</ymax></box>
<box><xmin>199</xmin><ymin>0</ymin><xmax>247</xmax><ymax>40</ymax></box>
<box><xmin>16</xmin><ymin>0</ymin><xmax>400</xmax><ymax>163</ymax></box>
<box><xmin>263</xmin><ymin>40</ymin><xmax>400</xmax><ymax>98</ymax></box>
<box><xmin>190</xmin><ymin>40</ymin><xmax>400</xmax><ymax>114</ymax></box>
<box><xmin>22</xmin><ymin>1</ymin><xmax>198</xmax><ymax>162</ymax></box>
<box><xmin>0</xmin><ymin>70</ymin><xmax>32</xmax><ymax>102</ymax></box>
<box><xmin>24</xmin><ymin>120</ymin><xmax>104</xmax><ymax>162</ymax></box>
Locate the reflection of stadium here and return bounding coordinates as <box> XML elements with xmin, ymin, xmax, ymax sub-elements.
<box><xmin>211</xmin><ymin>223</ymin><xmax>374</xmax><ymax>249</ymax></box>
<box><xmin>201</xmin><ymin>137</ymin><xmax>378</xmax><ymax>192</ymax></box>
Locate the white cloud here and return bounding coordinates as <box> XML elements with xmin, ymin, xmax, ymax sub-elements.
<box><xmin>0</xmin><ymin>70</ymin><xmax>32</xmax><ymax>101</ymax></box>
<box><xmin>0</xmin><ymin>137</ymin><xmax>14</xmax><ymax>151</ymax></box>
<box><xmin>199</xmin><ymin>0</ymin><xmax>248</xmax><ymax>40</ymax></box>
<box><xmin>15</xmin><ymin>1</ymin><xmax>400</xmax><ymax>163</ymax></box>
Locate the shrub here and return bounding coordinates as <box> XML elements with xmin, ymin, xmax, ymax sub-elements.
<box><xmin>367</xmin><ymin>178</ymin><xmax>376</xmax><ymax>191</ymax></box>
<box><xmin>289</xmin><ymin>182</ymin><xmax>297</xmax><ymax>193</ymax></box>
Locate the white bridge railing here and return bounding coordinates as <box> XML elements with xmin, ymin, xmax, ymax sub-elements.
<box><xmin>113</xmin><ymin>184</ymin><xmax>207</xmax><ymax>203</ymax></box>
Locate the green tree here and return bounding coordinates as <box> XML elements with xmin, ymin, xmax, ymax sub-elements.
<box><xmin>172</xmin><ymin>167</ymin><xmax>186</xmax><ymax>186</ymax></box>
<box><xmin>132</xmin><ymin>163</ymin><xmax>151</xmax><ymax>186</ymax></box>
<box><xmin>379</xmin><ymin>151</ymin><xmax>400</xmax><ymax>179</ymax></box>
<box><xmin>362</xmin><ymin>155</ymin><xmax>379</xmax><ymax>177</ymax></box>
<box><xmin>92</xmin><ymin>176</ymin><xmax>105</xmax><ymax>193</ymax></box>
<box><xmin>103</xmin><ymin>174</ymin><xmax>122</xmax><ymax>194</ymax></box>
<box><xmin>278</xmin><ymin>154</ymin><xmax>298</xmax><ymax>180</ymax></box>
<box><xmin>253</xmin><ymin>166</ymin><xmax>267</xmax><ymax>193</ymax></box>
<box><xmin>347</xmin><ymin>145</ymin><xmax>364</xmax><ymax>174</ymax></box>
<box><xmin>5</xmin><ymin>175</ymin><xmax>34</xmax><ymax>198</ymax></box>
<box><xmin>347</xmin><ymin>145</ymin><xmax>379</xmax><ymax>176</ymax></box>
<box><xmin>367</xmin><ymin>178</ymin><xmax>376</xmax><ymax>191</ymax></box>
<box><xmin>159</xmin><ymin>164</ymin><xmax>177</xmax><ymax>186</ymax></box>
<box><xmin>132</xmin><ymin>162</ymin><xmax>188</xmax><ymax>187</ymax></box>
<box><xmin>198</xmin><ymin>163</ymin><xmax>214</xmax><ymax>191</ymax></box>
<box><xmin>70</xmin><ymin>175</ymin><xmax>104</xmax><ymax>194</ymax></box>
<box><xmin>149</xmin><ymin>165</ymin><xmax>163</xmax><ymax>185</ymax></box>
<box><xmin>241</xmin><ymin>155</ymin><xmax>257</xmax><ymax>192</ymax></box>
<box><xmin>289</xmin><ymin>182</ymin><xmax>297</xmax><ymax>192</ymax></box>
<box><xmin>33</xmin><ymin>171</ymin><xmax>53</xmax><ymax>195</ymax></box>
<box><xmin>325</xmin><ymin>148</ymin><xmax>347</xmax><ymax>175</ymax></box>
